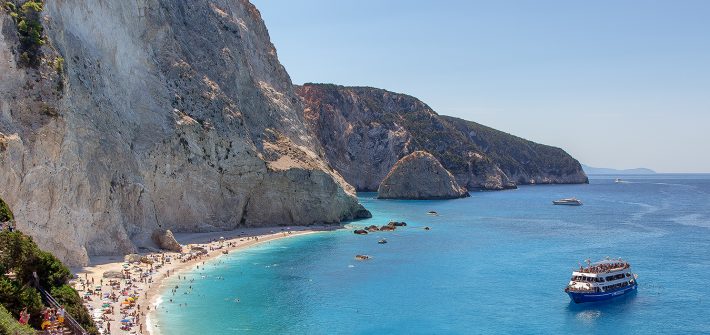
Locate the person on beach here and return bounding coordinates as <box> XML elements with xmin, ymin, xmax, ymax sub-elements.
<box><xmin>58</xmin><ymin>305</ymin><xmax>65</xmax><ymax>325</ymax></box>
<box><xmin>18</xmin><ymin>307</ymin><xmax>30</xmax><ymax>325</ymax></box>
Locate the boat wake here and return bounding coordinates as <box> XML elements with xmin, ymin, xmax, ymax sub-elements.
<box><xmin>672</xmin><ymin>214</ymin><xmax>710</xmax><ymax>229</ymax></box>
<box><xmin>575</xmin><ymin>310</ymin><xmax>602</xmax><ymax>322</ymax></box>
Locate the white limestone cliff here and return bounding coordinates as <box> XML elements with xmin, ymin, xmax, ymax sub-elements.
<box><xmin>0</xmin><ymin>0</ymin><xmax>366</xmax><ymax>266</ymax></box>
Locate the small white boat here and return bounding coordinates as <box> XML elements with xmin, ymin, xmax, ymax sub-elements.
<box><xmin>427</xmin><ymin>211</ymin><xmax>438</xmax><ymax>216</ymax></box>
<box><xmin>553</xmin><ymin>198</ymin><xmax>583</xmax><ymax>206</ymax></box>
<box><xmin>615</xmin><ymin>178</ymin><xmax>623</xmax><ymax>183</ymax></box>
<box><xmin>378</xmin><ymin>239</ymin><xmax>387</xmax><ymax>244</ymax></box>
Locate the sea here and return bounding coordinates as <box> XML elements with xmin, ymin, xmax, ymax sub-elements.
<box><xmin>153</xmin><ymin>175</ymin><xmax>710</xmax><ymax>334</ymax></box>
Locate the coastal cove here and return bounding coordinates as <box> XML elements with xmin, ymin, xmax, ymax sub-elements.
<box><xmin>152</xmin><ymin>175</ymin><xmax>710</xmax><ymax>334</ymax></box>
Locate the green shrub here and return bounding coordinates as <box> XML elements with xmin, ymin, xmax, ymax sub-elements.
<box><xmin>0</xmin><ymin>303</ymin><xmax>35</xmax><ymax>335</ymax></box>
<box><xmin>0</xmin><ymin>277</ymin><xmax>43</xmax><ymax>329</ymax></box>
<box><xmin>53</xmin><ymin>56</ymin><xmax>63</xmax><ymax>74</ymax></box>
<box><xmin>32</xmin><ymin>250</ymin><xmax>71</xmax><ymax>289</ymax></box>
<box><xmin>0</xmin><ymin>230</ymin><xmax>97</xmax><ymax>333</ymax></box>
<box><xmin>4</xmin><ymin>0</ymin><xmax>45</xmax><ymax>67</ymax></box>
<box><xmin>0</xmin><ymin>198</ymin><xmax>12</xmax><ymax>222</ymax></box>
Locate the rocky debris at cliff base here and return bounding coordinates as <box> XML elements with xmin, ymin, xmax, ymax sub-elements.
<box><xmin>365</xmin><ymin>225</ymin><xmax>380</xmax><ymax>232</ymax></box>
<box><xmin>354</xmin><ymin>229</ymin><xmax>368</xmax><ymax>235</ymax></box>
<box><xmin>190</xmin><ymin>246</ymin><xmax>208</xmax><ymax>255</ymax></box>
<box><xmin>378</xmin><ymin>151</ymin><xmax>469</xmax><ymax>200</ymax></box>
<box><xmin>151</xmin><ymin>229</ymin><xmax>182</xmax><ymax>252</ymax></box>
<box><xmin>102</xmin><ymin>271</ymin><xmax>125</xmax><ymax>279</ymax></box>
<box><xmin>124</xmin><ymin>254</ymin><xmax>142</xmax><ymax>263</ymax></box>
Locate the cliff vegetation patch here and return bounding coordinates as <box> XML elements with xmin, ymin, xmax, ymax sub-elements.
<box><xmin>4</xmin><ymin>0</ymin><xmax>45</xmax><ymax>67</ymax></box>
<box><xmin>0</xmin><ymin>198</ymin><xmax>13</xmax><ymax>222</ymax></box>
<box><xmin>0</xmin><ymin>229</ymin><xmax>98</xmax><ymax>333</ymax></box>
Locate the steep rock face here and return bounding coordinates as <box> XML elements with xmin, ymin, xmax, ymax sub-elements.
<box><xmin>296</xmin><ymin>84</ymin><xmax>588</xmax><ymax>191</ymax></box>
<box><xmin>377</xmin><ymin>151</ymin><xmax>469</xmax><ymax>200</ymax></box>
<box><xmin>0</xmin><ymin>1</ymin><xmax>365</xmax><ymax>266</ymax></box>
<box><xmin>441</xmin><ymin>116</ymin><xmax>588</xmax><ymax>185</ymax></box>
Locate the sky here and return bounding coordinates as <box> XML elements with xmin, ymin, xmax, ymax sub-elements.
<box><xmin>252</xmin><ymin>0</ymin><xmax>710</xmax><ymax>173</ymax></box>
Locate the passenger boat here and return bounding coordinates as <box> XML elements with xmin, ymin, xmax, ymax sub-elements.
<box><xmin>564</xmin><ymin>258</ymin><xmax>638</xmax><ymax>303</ymax></box>
<box><xmin>553</xmin><ymin>198</ymin><xmax>582</xmax><ymax>206</ymax></box>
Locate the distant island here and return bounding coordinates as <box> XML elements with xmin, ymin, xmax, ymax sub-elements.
<box><xmin>582</xmin><ymin>164</ymin><xmax>656</xmax><ymax>175</ymax></box>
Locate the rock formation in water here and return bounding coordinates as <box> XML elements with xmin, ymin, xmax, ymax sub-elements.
<box><xmin>0</xmin><ymin>1</ymin><xmax>368</xmax><ymax>266</ymax></box>
<box><xmin>296</xmin><ymin>83</ymin><xmax>588</xmax><ymax>191</ymax></box>
<box><xmin>377</xmin><ymin>151</ymin><xmax>469</xmax><ymax>200</ymax></box>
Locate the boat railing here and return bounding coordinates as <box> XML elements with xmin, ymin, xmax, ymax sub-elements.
<box><xmin>576</xmin><ymin>263</ymin><xmax>630</xmax><ymax>274</ymax></box>
<box><xmin>565</xmin><ymin>285</ymin><xmax>598</xmax><ymax>293</ymax></box>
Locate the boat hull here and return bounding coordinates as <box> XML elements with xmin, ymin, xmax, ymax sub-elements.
<box><xmin>567</xmin><ymin>283</ymin><xmax>637</xmax><ymax>303</ymax></box>
<box><xmin>553</xmin><ymin>202</ymin><xmax>582</xmax><ymax>206</ymax></box>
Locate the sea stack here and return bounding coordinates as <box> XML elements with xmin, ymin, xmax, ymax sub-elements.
<box><xmin>377</xmin><ymin>151</ymin><xmax>469</xmax><ymax>200</ymax></box>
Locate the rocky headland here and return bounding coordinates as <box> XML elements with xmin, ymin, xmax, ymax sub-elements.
<box><xmin>296</xmin><ymin>83</ymin><xmax>589</xmax><ymax>192</ymax></box>
<box><xmin>378</xmin><ymin>151</ymin><xmax>469</xmax><ymax>200</ymax></box>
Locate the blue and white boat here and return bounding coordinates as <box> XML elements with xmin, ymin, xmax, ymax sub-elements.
<box><xmin>564</xmin><ymin>258</ymin><xmax>638</xmax><ymax>303</ymax></box>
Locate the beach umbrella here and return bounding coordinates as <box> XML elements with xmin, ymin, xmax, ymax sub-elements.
<box><xmin>121</xmin><ymin>318</ymin><xmax>130</xmax><ymax>323</ymax></box>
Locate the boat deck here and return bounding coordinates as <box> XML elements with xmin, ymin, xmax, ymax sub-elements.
<box><xmin>575</xmin><ymin>260</ymin><xmax>630</xmax><ymax>274</ymax></box>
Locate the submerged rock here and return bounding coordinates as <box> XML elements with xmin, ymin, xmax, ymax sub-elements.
<box><xmin>378</xmin><ymin>151</ymin><xmax>469</xmax><ymax>200</ymax></box>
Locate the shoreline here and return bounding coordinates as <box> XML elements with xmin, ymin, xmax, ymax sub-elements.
<box><xmin>71</xmin><ymin>225</ymin><xmax>340</xmax><ymax>335</ymax></box>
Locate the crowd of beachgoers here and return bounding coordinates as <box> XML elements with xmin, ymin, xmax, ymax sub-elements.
<box><xmin>577</xmin><ymin>260</ymin><xmax>630</xmax><ymax>274</ymax></box>
<box><xmin>71</xmin><ymin>227</ymin><xmax>325</xmax><ymax>334</ymax></box>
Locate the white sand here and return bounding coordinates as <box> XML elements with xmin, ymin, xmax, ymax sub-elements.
<box><xmin>71</xmin><ymin>226</ymin><xmax>338</xmax><ymax>334</ymax></box>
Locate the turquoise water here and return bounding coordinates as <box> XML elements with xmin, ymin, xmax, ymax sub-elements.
<box><xmin>154</xmin><ymin>175</ymin><xmax>710</xmax><ymax>334</ymax></box>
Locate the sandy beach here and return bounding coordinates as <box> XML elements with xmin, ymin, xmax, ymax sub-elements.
<box><xmin>71</xmin><ymin>226</ymin><xmax>339</xmax><ymax>335</ymax></box>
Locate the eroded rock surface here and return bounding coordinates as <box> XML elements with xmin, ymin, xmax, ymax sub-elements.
<box><xmin>151</xmin><ymin>229</ymin><xmax>182</xmax><ymax>252</ymax></box>
<box><xmin>378</xmin><ymin>151</ymin><xmax>469</xmax><ymax>200</ymax></box>
<box><xmin>297</xmin><ymin>84</ymin><xmax>588</xmax><ymax>191</ymax></box>
<box><xmin>0</xmin><ymin>1</ymin><xmax>364</xmax><ymax>266</ymax></box>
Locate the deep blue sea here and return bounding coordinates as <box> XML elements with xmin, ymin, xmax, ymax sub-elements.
<box><xmin>153</xmin><ymin>175</ymin><xmax>710</xmax><ymax>334</ymax></box>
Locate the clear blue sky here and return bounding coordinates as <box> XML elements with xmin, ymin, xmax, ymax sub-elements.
<box><xmin>252</xmin><ymin>0</ymin><xmax>710</xmax><ymax>173</ymax></box>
